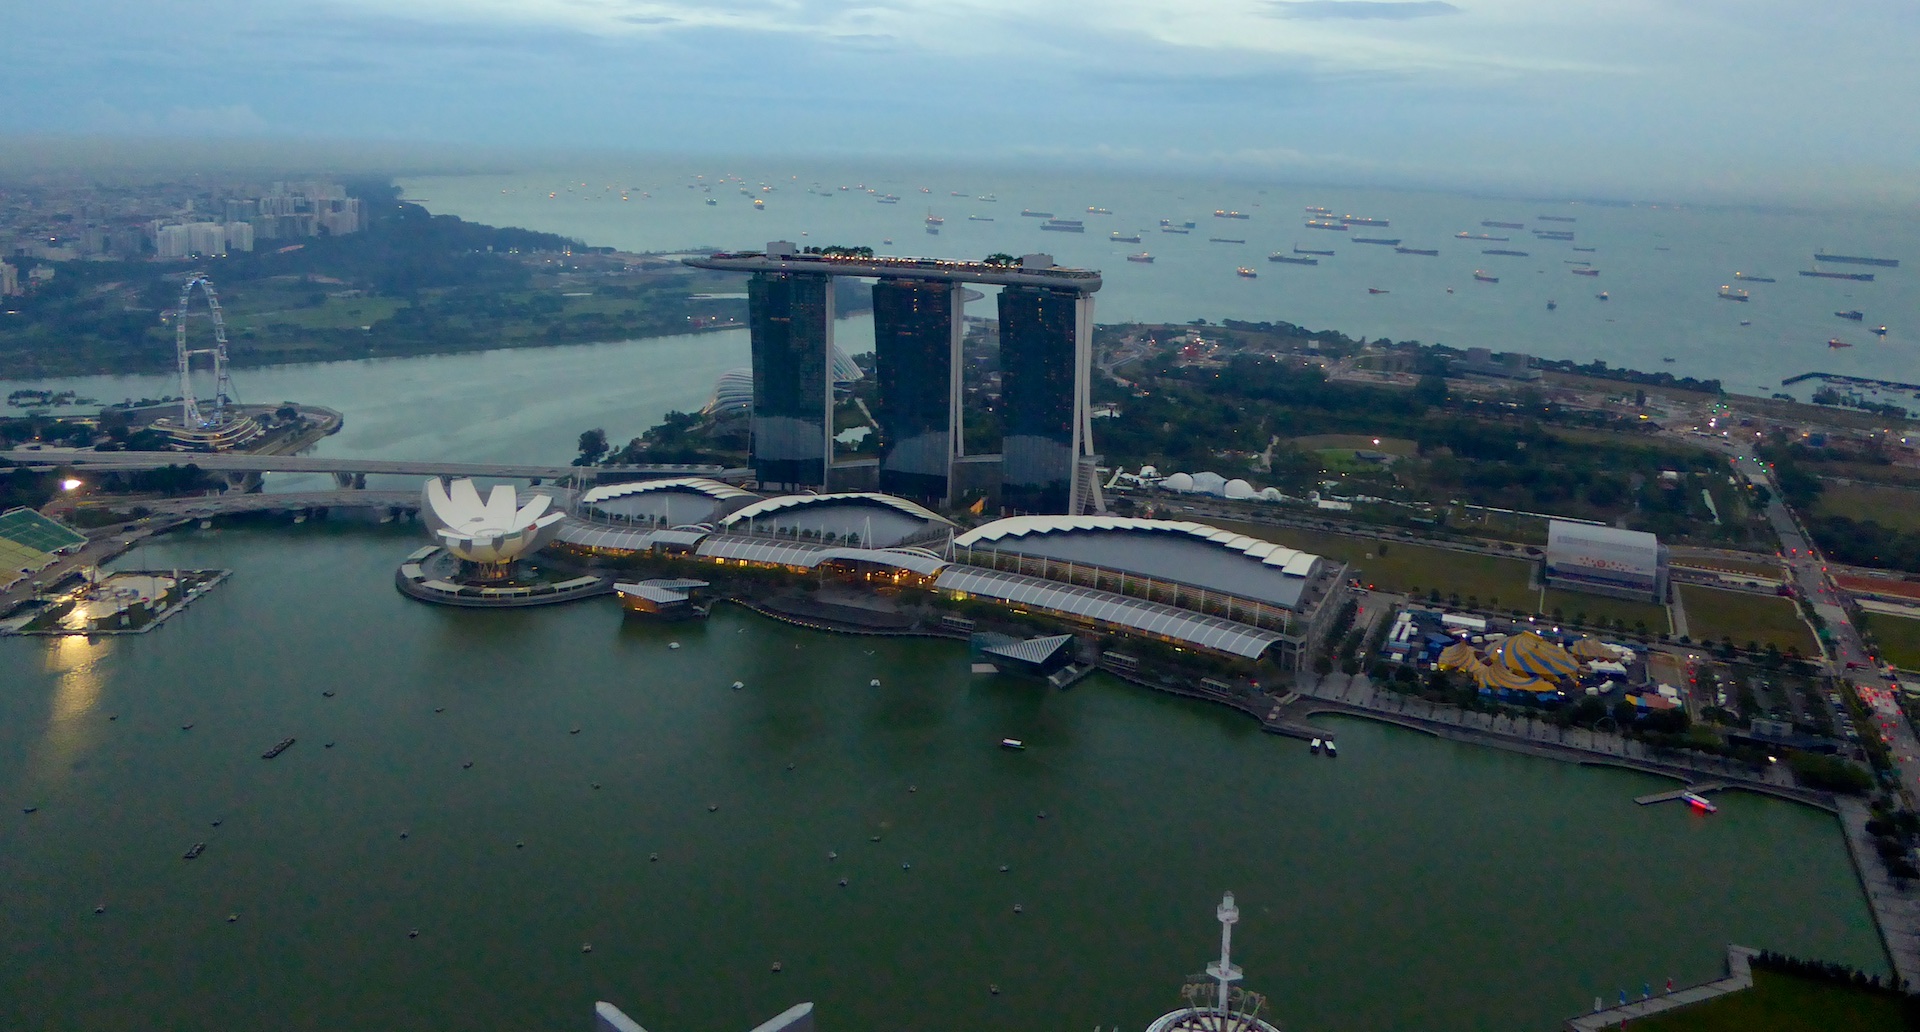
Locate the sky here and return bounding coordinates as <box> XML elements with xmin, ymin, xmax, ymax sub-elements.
<box><xmin>4</xmin><ymin>0</ymin><xmax>1919</xmax><ymax>205</ymax></box>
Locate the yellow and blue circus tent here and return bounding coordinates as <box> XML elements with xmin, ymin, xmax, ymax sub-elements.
<box><xmin>1569</xmin><ymin>637</ymin><xmax>1617</xmax><ymax>662</ymax></box>
<box><xmin>1494</xmin><ymin>631</ymin><xmax>1581</xmax><ymax>681</ymax></box>
<box><xmin>1475</xmin><ymin>661</ymin><xmax>1558</xmax><ymax>696</ymax></box>
<box><xmin>1437</xmin><ymin>641</ymin><xmax>1486</xmax><ymax>674</ymax></box>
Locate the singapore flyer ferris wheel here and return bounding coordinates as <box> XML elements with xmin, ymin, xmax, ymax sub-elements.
<box><xmin>174</xmin><ymin>274</ymin><xmax>238</xmax><ymax>429</ymax></box>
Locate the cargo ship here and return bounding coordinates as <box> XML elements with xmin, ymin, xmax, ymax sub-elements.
<box><xmin>1571</xmin><ymin>267</ymin><xmax>1601</xmax><ymax>277</ymax></box>
<box><xmin>968</xmin><ymin>215</ymin><xmax>994</xmax><ymax>221</ymax></box>
<box><xmin>1874</xmin><ymin>325</ymin><xmax>1889</xmax><ymax>336</ymax></box>
<box><xmin>1306</xmin><ymin>220</ymin><xmax>1349</xmax><ymax>231</ymax></box>
<box><xmin>925</xmin><ymin>213</ymin><xmax>944</xmax><ymax>225</ymax></box>
<box><xmin>1572</xmin><ymin>246</ymin><xmax>1597</xmax><ymax>252</ymax></box>
<box><xmin>1733</xmin><ymin>272</ymin><xmax>1775</xmax><ymax>282</ymax></box>
<box><xmin>1836</xmin><ymin>310</ymin><xmax>1865</xmax><ymax>321</ymax></box>
<box><xmin>1483</xmin><ymin>249</ymin><xmax>1530</xmax><ymax>256</ymax></box>
<box><xmin>1482</xmin><ymin>220</ymin><xmax>1525</xmax><ymax>229</ymax></box>
<box><xmin>1020</xmin><ymin>209</ymin><xmax>1053</xmax><ymax>218</ymax></box>
<box><xmin>1537</xmin><ymin>215</ymin><xmax>1577</xmax><ymax>223</ymax></box>
<box><xmin>1395</xmin><ymin>246</ymin><xmax>1439</xmax><ymax>256</ymax></box>
<box><xmin>1353</xmin><ymin>237</ymin><xmax>1401</xmax><ymax>245</ymax></box>
<box><xmin>1473</xmin><ymin>270</ymin><xmax>1499</xmax><ymax>283</ymax></box>
<box><xmin>1341</xmin><ymin>215</ymin><xmax>1390</xmax><ymax>226</ymax></box>
<box><xmin>1304</xmin><ymin>205</ymin><xmax>1330</xmax><ymax>214</ymax></box>
<box><xmin>1160</xmin><ymin>226</ymin><xmax>1191</xmax><ymax>234</ymax></box>
<box><xmin>1815</xmin><ymin>251</ymin><xmax>1899</xmax><ymax>268</ymax></box>
<box><xmin>1457</xmin><ymin>232</ymin><xmax>1509</xmax><ymax>241</ymax></box>
<box><xmin>1368</xmin><ymin>287</ymin><xmax>1389</xmax><ymax>294</ymax></box>
<box><xmin>1215</xmin><ymin>210</ymin><xmax>1252</xmax><ymax>219</ymax></box>
<box><xmin>1533</xmin><ymin>230</ymin><xmax>1575</xmax><ymax>241</ymax></box>
<box><xmin>1236</xmin><ymin>267</ymin><xmax>1258</xmax><ymax>278</ymax></box>
<box><xmin>1829</xmin><ymin>338</ymin><xmax>1852</xmax><ymax>348</ymax></box>
<box><xmin>1295</xmin><ymin>245</ymin><xmax>1336</xmax><ymax>255</ymax></box>
<box><xmin>1801</xmin><ymin>269</ymin><xmax>1875</xmax><ymax>282</ymax></box>
<box><xmin>1127</xmin><ymin>252</ymin><xmax>1154</xmax><ymax>263</ymax></box>
<box><xmin>1160</xmin><ymin>219</ymin><xmax>1197</xmax><ymax>229</ymax></box>
<box><xmin>1110</xmin><ymin>232</ymin><xmax>1142</xmax><ymax>243</ymax></box>
<box><xmin>1041</xmin><ymin>219</ymin><xmax>1084</xmax><ymax>232</ymax></box>
<box><xmin>1269</xmin><ymin>253</ymin><xmax>1319</xmax><ymax>265</ymax></box>
<box><xmin>1087</xmin><ymin>206</ymin><xmax>1112</xmax><ymax>215</ymax></box>
<box><xmin>1718</xmin><ymin>286</ymin><xmax>1749</xmax><ymax>301</ymax></box>
<box><xmin>1209</xmin><ymin>237</ymin><xmax>1246</xmax><ymax>244</ymax></box>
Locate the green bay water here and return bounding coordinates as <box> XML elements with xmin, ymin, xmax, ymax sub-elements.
<box><xmin>0</xmin><ymin>524</ymin><xmax>1881</xmax><ymax>1032</ymax></box>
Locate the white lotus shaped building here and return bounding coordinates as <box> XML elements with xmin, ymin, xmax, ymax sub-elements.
<box><xmin>421</xmin><ymin>477</ymin><xmax>566</xmax><ymax>567</ymax></box>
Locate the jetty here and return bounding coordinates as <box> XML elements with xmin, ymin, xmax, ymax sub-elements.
<box><xmin>1634</xmin><ymin>782</ymin><xmax>1726</xmax><ymax>805</ymax></box>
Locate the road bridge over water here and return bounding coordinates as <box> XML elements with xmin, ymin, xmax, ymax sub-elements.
<box><xmin>0</xmin><ymin>449</ymin><xmax>750</xmax><ymax>484</ymax></box>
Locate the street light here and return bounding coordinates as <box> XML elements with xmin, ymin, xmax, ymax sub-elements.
<box><xmin>61</xmin><ymin>478</ymin><xmax>82</xmax><ymax>492</ymax></box>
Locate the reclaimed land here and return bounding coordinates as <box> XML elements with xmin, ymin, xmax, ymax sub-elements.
<box><xmin>1627</xmin><ymin>969</ymin><xmax>1912</xmax><ymax>1032</ymax></box>
<box><xmin>1679</xmin><ymin>585</ymin><xmax>1818</xmax><ymax>653</ymax></box>
<box><xmin>1861</xmin><ymin>611</ymin><xmax>1920</xmax><ymax>670</ymax></box>
<box><xmin>1817</xmin><ymin>482</ymin><xmax>1920</xmax><ymax>535</ymax></box>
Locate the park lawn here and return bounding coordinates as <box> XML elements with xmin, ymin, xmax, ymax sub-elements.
<box><xmin>1862</xmin><ymin>612</ymin><xmax>1920</xmax><ymax>670</ymax></box>
<box><xmin>1630</xmin><ymin>970</ymin><xmax>1912</xmax><ymax>1032</ymax></box>
<box><xmin>1541</xmin><ymin>588</ymin><xmax>1671</xmax><ymax>634</ymax></box>
<box><xmin>1671</xmin><ymin>556</ymin><xmax>1784</xmax><ymax>578</ymax></box>
<box><xmin>1817</xmin><ymin>481</ymin><xmax>1920</xmax><ymax>534</ymax></box>
<box><xmin>233</xmin><ymin>295</ymin><xmax>405</xmax><ymax>331</ymax></box>
<box><xmin>1679</xmin><ymin>585</ymin><xmax>1817</xmax><ymax>654</ymax></box>
<box><xmin>1290</xmin><ymin>433</ymin><xmax>1418</xmax><ymax>456</ymax></box>
<box><xmin>1201</xmin><ymin>519</ymin><xmax>1535</xmax><ymax>604</ymax></box>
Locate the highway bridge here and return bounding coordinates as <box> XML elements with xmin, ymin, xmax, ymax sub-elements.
<box><xmin>0</xmin><ymin>449</ymin><xmax>750</xmax><ymax>484</ymax></box>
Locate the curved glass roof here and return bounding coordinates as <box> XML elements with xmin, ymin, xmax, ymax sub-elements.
<box><xmin>933</xmin><ymin>566</ymin><xmax>1284</xmax><ymax>659</ymax></box>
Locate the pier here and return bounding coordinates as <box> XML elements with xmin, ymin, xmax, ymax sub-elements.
<box><xmin>1634</xmin><ymin>783</ymin><xmax>1726</xmax><ymax>805</ymax></box>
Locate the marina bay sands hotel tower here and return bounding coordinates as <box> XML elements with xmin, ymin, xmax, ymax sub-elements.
<box><xmin>685</xmin><ymin>243</ymin><xmax>1104</xmax><ymax>515</ymax></box>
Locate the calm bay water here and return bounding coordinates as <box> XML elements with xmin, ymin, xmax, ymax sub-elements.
<box><xmin>0</xmin><ymin>523</ymin><xmax>1884</xmax><ymax>1031</ymax></box>
<box><xmin>401</xmin><ymin>163</ymin><xmax>1920</xmax><ymax>401</ymax></box>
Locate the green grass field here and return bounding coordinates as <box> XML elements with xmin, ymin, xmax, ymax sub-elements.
<box><xmin>1679</xmin><ymin>585</ymin><xmax>1817</xmax><ymax>653</ymax></box>
<box><xmin>1631</xmin><ymin>970</ymin><xmax>1912</xmax><ymax>1032</ymax></box>
<box><xmin>1861</xmin><ymin>611</ymin><xmax>1920</xmax><ymax>670</ymax></box>
<box><xmin>1289</xmin><ymin>434</ymin><xmax>1418</xmax><ymax>456</ymax></box>
<box><xmin>1541</xmin><ymin>588</ymin><xmax>1671</xmax><ymax>633</ymax></box>
<box><xmin>1817</xmin><ymin>482</ymin><xmax>1920</xmax><ymax>533</ymax></box>
<box><xmin>1202</xmin><ymin>519</ymin><xmax>1535</xmax><ymax>604</ymax></box>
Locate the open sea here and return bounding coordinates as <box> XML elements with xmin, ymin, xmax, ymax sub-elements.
<box><xmin>400</xmin><ymin>162</ymin><xmax>1920</xmax><ymax>403</ymax></box>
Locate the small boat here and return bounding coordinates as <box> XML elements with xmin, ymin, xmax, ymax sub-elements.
<box><xmin>1547</xmin><ymin>300</ymin><xmax>1557</xmax><ymax>310</ymax></box>
<box><xmin>1127</xmin><ymin>252</ymin><xmax>1154</xmax><ymax>263</ymax></box>
<box><xmin>1740</xmin><ymin>320</ymin><xmax>1752</xmax><ymax>326</ymax></box>
<box><xmin>1236</xmin><ymin>267</ymin><xmax>1258</xmax><ymax>278</ymax></box>
<box><xmin>1682</xmin><ymin>791</ymin><xmax>1717</xmax><ymax>813</ymax></box>
<box><xmin>668</xmin><ymin>642</ymin><xmax>681</xmax><ymax>650</ymax></box>
<box><xmin>1874</xmin><ymin>325</ymin><xmax>1889</xmax><ymax>336</ymax></box>
<box><xmin>1572</xmin><ymin>246</ymin><xmax>1597</xmax><ymax>252</ymax></box>
<box><xmin>1473</xmin><ymin>270</ymin><xmax>1499</xmax><ymax>283</ymax></box>
<box><xmin>1325</xmin><ymin>740</ymin><xmax>1337</xmax><ymax>757</ymax></box>
<box><xmin>1000</xmin><ymin>739</ymin><xmax>1026</xmax><ymax>750</ymax></box>
<box><xmin>1829</xmin><ymin>338</ymin><xmax>1852</xmax><ymax>348</ymax></box>
<box><xmin>1310</xmin><ymin>738</ymin><xmax>1323</xmax><ymax>753</ymax></box>
<box><xmin>704</xmin><ymin>198</ymin><xmax>717</xmax><ymax>206</ymax></box>
<box><xmin>1368</xmin><ymin>287</ymin><xmax>1389</xmax><ymax>294</ymax></box>
<box><xmin>731</xmin><ymin>681</ymin><xmax>744</xmax><ymax>690</ymax></box>
<box><xmin>1597</xmin><ymin>291</ymin><xmax>1610</xmax><ymax>300</ymax></box>
<box><xmin>1836</xmin><ymin>310</ymin><xmax>1864</xmax><ymax>321</ymax></box>
<box><xmin>870</xmin><ymin>678</ymin><xmax>881</xmax><ymax>687</ymax></box>
<box><xmin>1718</xmin><ymin>287</ymin><xmax>1749</xmax><ymax>301</ymax></box>
<box><xmin>753</xmin><ymin>198</ymin><xmax>764</xmax><ymax>209</ymax></box>
<box><xmin>183</xmin><ymin>842</ymin><xmax>206</xmax><ymax>860</ymax></box>
<box><xmin>1662</xmin><ymin>357</ymin><xmax>1676</xmax><ymax>363</ymax></box>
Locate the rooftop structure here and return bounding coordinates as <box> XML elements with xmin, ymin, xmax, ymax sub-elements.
<box><xmin>684</xmin><ymin>243</ymin><xmax>1102</xmax><ymax>292</ymax></box>
<box><xmin>1545</xmin><ymin>521</ymin><xmax>1668</xmax><ymax>603</ymax></box>
<box><xmin>1145</xmin><ymin>893</ymin><xmax>1282</xmax><ymax>1032</ymax></box>
<box><xmin>578</xmin><ymin>477</ymin><xmax>759</xmax><ymax>526</ymax></box>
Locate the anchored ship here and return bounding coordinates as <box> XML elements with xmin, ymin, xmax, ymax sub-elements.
<box><xmin>1801</xmin><ymin>269</ymin><xmax>1875</xmax><ymax>281</ymax></box>
<box><xmin>1352</xmin><ymin>237</ymin><xmax>1401</xmax><ymax>246</ymax></box>
<box><xmin>1815</xmin><ymin>251</ymin><xmax>1899</xmax><ymax>268</ymax></box>
<box><xmin>1269</xmin><ymin>253</ymin><xmax>1319</xmax><ymax>265</ymax></box>
<box><xmin>1482</xmin><ymin>220</ymin><xmax>1525</xmax><ymax>229</ymax></box>
<box><xmin>1395</xmin><ymin>246</ymin><xmax>1439</xmax><ymax>256</ymax></box>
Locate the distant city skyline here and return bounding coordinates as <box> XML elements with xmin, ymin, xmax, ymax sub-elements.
<box><xmin>2</xmin><ymin>1</ymin><xmax>1918</xmax><ymax>206</ymax></box>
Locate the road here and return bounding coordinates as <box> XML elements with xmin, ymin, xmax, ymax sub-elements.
<box><xmin>0</xmin><ymin>449</ymin><xmax>748</xmax><ymax>483</ymax></box>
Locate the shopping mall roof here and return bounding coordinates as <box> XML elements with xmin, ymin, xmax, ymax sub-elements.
<box><xmin>555</xmin><ymin>523</ymin><xmax>712</xmax><ymax>552</ymax></box>
<box><xmin>722</xmin><ymin>492</ymin><xmax>952</xmax><ymax>528</ymax></box>
<box><xmin>954</xmin><ymin>516</ymin><xmax>1323</xmax><ymax>609</ymax></box>
<box><xmin>579</xmin><ymin>477</ymin><xmax>757</xmax><ymax>507</ymax></box>
<box><xmin>934</xmin><ymin>565</ymin><xmax>1285</xmax><ymax>659</ymax></box>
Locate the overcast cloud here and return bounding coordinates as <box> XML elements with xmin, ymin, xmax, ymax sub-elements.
<box><xmin>2</xmin><ymin>0</ymin><xmax>1915</xmax><ymax>203</ymax></box>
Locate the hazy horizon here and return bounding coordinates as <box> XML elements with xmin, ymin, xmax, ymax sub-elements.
<box><xmin>3</xmin><ymin>1</ymin><xmax>1918</xmax><ymax>208</ymax></box>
